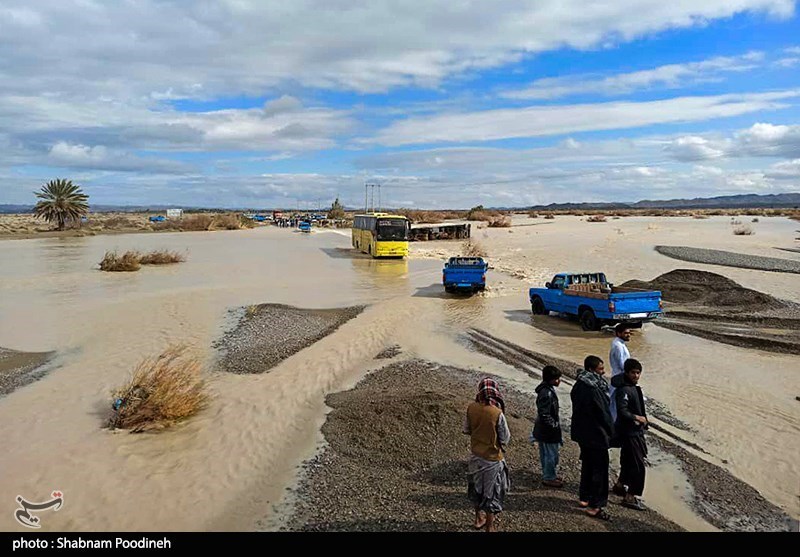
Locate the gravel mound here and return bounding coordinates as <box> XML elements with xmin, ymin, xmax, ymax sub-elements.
<box><xmin>655</xmin><ymin>246</ymin><xmax>800</xmax><ymax>274</ymax></box>
<box><xmin>0</xmin><ymin>347</ymin><xmax>55</xmax><ymax>397</ymax></box>
<box><xmin>620</xmin><ymin>269</ymin><xmax>783</xmax><ymax>311</ymax></box>
<box><xmin>214</xmin><ymin>304</ymin><xmax>365</xmax><ymax>374</ymax></box>
<box><xmin>286</xmin><ymin>359</ymin><xmax>682</xmax><ymax>532</ymax></box>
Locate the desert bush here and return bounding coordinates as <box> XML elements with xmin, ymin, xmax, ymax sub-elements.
<box><xmin>487</xmin><ymin>216</ymin><xmax>512</xmax><ymax>228</ymax></box>
<box><xmin>139</xmin><ymin>250</ymin><xmax>186</xmax><ymax>265</ymax></box>
<box><xmin>99</xmin><ymin>250</ymin><xmax>141</xmax><ymax>272</ymax></box>
<box><xmin>543</xmin><ymin>214</ymin><xmax>555</xmax><ymax>220</ymax></box>
<box><xmin>181</xmin><ymin>214</ymin><xmax>214</xmax><ymax>231</ymax></box>
<box><xmin>692</xmin><ymin>214</ymin><xmax>709</xmax><ymax>219</ymax></box>
<box><xmin>462</xmin><ymin>239</ymin><xmax>488</xmax><ymax>257</ymax></box>
<box><xmin>730</xmin><ymin>219</ymin><xmax>742</xmax><ymax>225</ymax></box>
<box><xmin>396</xmin><ymin>209</ymin><xmax>445</xmax><ymax>224</ymax></box>
<box><xmin>102</xmin><ymin>216</ymin><xmax>136</xmax><ymax>229</ymax></box>
<box><xmin>528</xmin><ymin>212</ymin><xmax>538</xmax><ymax>218</ymax></box>
<box><xmin>733</xmin><ymin>226</ymin><xmax>754</xmax><ymax>236</ymax></box>
<box><xmin>213</xmin><ymin>213</ymin><xmax>241</xmax><ymax>230</ymax></box>
<box><xmin>587</xmin><ymin>215</ymin><xmax>607</xmax><ymax>223</ymax></box>
<box><xmin>108</xmin><ymin>346</ymin><xmax>208</xmax><ymax>433</ymax></box>
<box><xmin>751</xmin><ymin>217</ymin><xmax>759</xmax><ymax>223</ymax></box>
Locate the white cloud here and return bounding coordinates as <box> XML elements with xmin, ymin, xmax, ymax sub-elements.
<box><xmin>0</xmin><ymin>1</ymin><xmax>793</xmax><ymax>98</ymax></box>
<box><xmin>48</xmin><ymin>141</ymin><xmax>190</xmax><ymax>173</ymax></box>
<box><xmin>665</xmin><ymin>136</ymin><xmax>728</xmax><ymax>161</ymax></box>
<box><xmin>735</xmin><ymin>122</ymin><xmax>800</xmax><ymax>157</ymax></box>
<box><xmin>774</xmin><ymin>57</ymin><xmax>800</xmax><ymax>67</ymax></box>
<box><xmin>503</xmin><ymin>52</ymin><xmax>764</xmax><ymax>100</ymax></box>
<box><xmin>371</xmin><ymin>91</ymin><xmax>798</xmax><ymax>146</ymax></box>
<box><xmin>766</xmin><ymin>159</ymin><xmax>800</xmax><ymax>178</ymax></box>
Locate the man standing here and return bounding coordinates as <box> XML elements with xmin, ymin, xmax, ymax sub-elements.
<box><xmin>609</xmin><ymin>323</ymin><xmax>632</xmax><ymax>422</ymax></box>
<box><xmin>570</xmin><ymin>355</ymin><xmax>614</xmax><ymax>521</ymax></box>
<box><xmin>611</xmin><ymin>358</ymin><xmax>649</xmax><ymax>511</ymax></box>
<box><xmin>463</xmin><ymin>378</ymin><xmax>511</xmax><ymax>532</ymax></box>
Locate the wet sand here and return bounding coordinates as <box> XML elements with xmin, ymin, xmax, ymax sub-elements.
<box><xmin>286</xmin><ymin>359</ymin><xmax>682</xmax><ymax>532</ymax></box>
<box><xmin>0</xmin><ymin>347</ymin><xmax>55</xmax><ymax>397</ymax></box>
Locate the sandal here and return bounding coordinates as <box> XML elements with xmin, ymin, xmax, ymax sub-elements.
<box><xmin>578</xmin><ymin>501</ymin><xmax>589</xmax><ymax>508</ymax></box>
<box><xmin>622</xmin><ymin>499</ymin><xmax>646</xmax><ymax>511</ymax></box>
<box><xmin>585</xmin><ymin>508</ymin><xmax>611</xmax><ymax>521</ymax></box>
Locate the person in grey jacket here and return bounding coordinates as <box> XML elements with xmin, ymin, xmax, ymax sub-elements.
<box><xmin>610</xmin><ymin>358</ymin><xmax>648</xmax><ymax>511</ymax></box>
<box><xmin>531</xmin><ymin>366</ymin><xmax>563</xmax><ymax>487</ymax></box>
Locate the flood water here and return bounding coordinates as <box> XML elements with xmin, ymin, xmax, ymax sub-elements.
<box><xmin>0</xmin><ymin>223</ymin><xmax>797</xmax><ymax>531</ymax></box>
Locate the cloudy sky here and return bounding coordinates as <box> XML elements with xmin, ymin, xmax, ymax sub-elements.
<box><xmin>1</xmin><ymin>1</ymin><xmax>799</xmax><ymax>209</ymax></box>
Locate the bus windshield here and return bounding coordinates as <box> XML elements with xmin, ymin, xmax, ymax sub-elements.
<box><xmin>376</xmin><ymin>219</ymin><xmax>408</xmax><ymax>241</ymax></box>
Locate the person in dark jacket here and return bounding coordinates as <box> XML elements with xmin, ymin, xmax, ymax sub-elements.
<box><xmin>611</xmin><ymin>358</ymin><xmax>648</xmax><ymax>511</ymax></box>
<box><xmin>532</xmin><ymin>366</ymin><xmax>563</xmax><ymax>487</ymax></box>
<box><xmin>570</xmin><ymin>355</ymin><xmax>614</xmax><ymax>520</ymax></box>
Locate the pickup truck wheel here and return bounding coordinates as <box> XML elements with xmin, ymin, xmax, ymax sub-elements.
<box><xmin>580</xmin><ymin>308</ymin><xmax>600</xmax><ymax>331</ymax></box>
<box><xmin>531</xmin><ymin>297</ymin><xmax>546</xmax><ymax>315</ymax></box>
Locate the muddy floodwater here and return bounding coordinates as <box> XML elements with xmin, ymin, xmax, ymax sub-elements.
<box><xmin>0</xmin><ymin>216</ymin><xmax>797</xmax><ymax>531</ymax></box>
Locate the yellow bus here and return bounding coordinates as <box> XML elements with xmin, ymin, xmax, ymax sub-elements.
<box><xmin>352</xmin><ymin>213</ymin><xmax>410</xmax><ymax>258</ymax></box>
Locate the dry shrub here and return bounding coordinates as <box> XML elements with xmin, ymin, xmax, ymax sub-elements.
<box><xmin>528</xmin><ymin>212</ymin><xmax>539</xmax><ymax>218</ymax></box>
<box><xmin>751</xmin><ymin>218</ymin><xmax>759</xmax><ymax>223</ymax></box>
<box><xmin>139</xmin><ymin>250</ymin><xmax>186</xmax><ymax>265</ymax></box>
<box><xmin>543</xmin><ymin>214</ymin><xmax>555</xmax><ymax>220</ymax></box>
<box><xmin>587</xmin><ymin>215</ymin><xmax>608</xmax><ymax>223</ymax></box>
<box><xmin>99</xmin><ymin>250</ymin><xmax>141</xmax><ymax>272</ymax></box>
<box><xmin>102</xmin><ymin>216</ymin><xmax>136</xmax><ymax>229</ymax></box>
<box><xmin>462</xmin><ymin>239</ymin><xmax>487</xmax><ymax>257</ymax></box>
<box><xmin>733</xmin><ymin>226</ymin><xmax>754</xmax><ymax>236</ymax></box>
<box><xmin>213</xmin><ymin>213</ymin><xmax>241</xmax><ymax>230</ymax></box>
<box><xmin>108</xmin><ymin>346</ymin><xmax>208</xmax><ymax>433</ymax></box>
<box><xmin>181</xmin><ymin>214</ymin><xmax>214</xmax><ymax>231</ymax></box>
<box><xmin>487</xmin><ymin>216</ymin><xmax>511</xmax><ymax>227</ymax></box>
<box><xmin>692</xmin><ymin>214</ymin><xmax>709</xmax><ymax>219</ymax></box>
<box><xmin>396</xmin><ymin>209</ymin><xmax>445</xmax><ymax>224</ymax></box>
<box><xmin>730</xmin><ymin>219</ymin><xmax>742</xmax><ymax>225</ymax></box>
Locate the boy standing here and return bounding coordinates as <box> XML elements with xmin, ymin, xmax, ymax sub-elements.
<box><xmin>610</xmin><ymin>358</ymin><xmax>648</xmax><ymax>511</ymax></box>
<box><xmin>532</xmin><ymin>366</ymin><xmax>563</xmax><ymax>487</ymax></box>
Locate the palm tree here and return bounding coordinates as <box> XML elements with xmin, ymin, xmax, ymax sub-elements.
<box><xmin>33</xmin><ymin>179</ymin><xmax>89</xmax><ymax>230</ymax></box>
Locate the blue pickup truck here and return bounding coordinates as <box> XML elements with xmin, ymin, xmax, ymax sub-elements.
<box><xmin>298</xmin><ymin>220</ymin><xmax>312</xmax><ymax>233</ymax></box>
<box><xmin>529</xmin><ymin>272</ymin><xmax>663</xmax><ymax>331</ymax></box>
<box><xmin>443</xmin><ymin>257</ymin><xmax>488</xmax><ymax>293</ymax></box>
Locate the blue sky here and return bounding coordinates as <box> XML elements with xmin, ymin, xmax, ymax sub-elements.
<box><xmin>1</xmin><ymin>1</ymin><xmax>799</xmax><ymax>209</ymax></box>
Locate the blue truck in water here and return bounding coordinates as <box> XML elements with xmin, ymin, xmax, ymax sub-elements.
<box><xmin>298</xmin><ymin>220</ymin><xmax>312</xmax><ymax>233</ymax></box>
<box><xmin>443</xmin><ymin>257</ymin><xmax>488</xmax><ymax>293</ymax></box>
<box><xmin>529</xmin><ymin>272</ymin><xmax>663</xmax><ymax>331</ymax></box>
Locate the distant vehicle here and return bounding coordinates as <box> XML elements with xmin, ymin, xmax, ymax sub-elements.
<box><xmin>443</xmin><ymin>257</ymin><xmax>487</xmax><ymax>293</ymax></box>
<box><xmin>148</xmin><ymin>215</ymin><xmax>166</xmax><ymax>222</ymax></box>
<box><xmin>298</xmin><ymin>220</ymin><xmax>312</xmax><ymax>232</ymax></box>
<box><xmin>352</xmin><ymin>213</ymin><xmax>410</xmax><ymax>258</ymax></box>
<box><xmin>529</xmin><ymin>272</ymin><xmax>663</xmax><ymax>331</ymax></box>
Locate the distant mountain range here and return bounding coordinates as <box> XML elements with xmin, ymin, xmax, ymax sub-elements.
<box><xmin>2</xmin><ymin>192</ymin><xmax>799</xmax><ymax>214</ymax></box>
<box><xmin>524</xmin><ymin>193</ymin><xmax>800</xmax><ymax>211</ymax></box>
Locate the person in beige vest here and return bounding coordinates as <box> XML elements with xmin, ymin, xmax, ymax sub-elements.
<box><xmin>463</xmin><ymin>378</ymin><xmax>511</xmax><ymax>532</ymax></box>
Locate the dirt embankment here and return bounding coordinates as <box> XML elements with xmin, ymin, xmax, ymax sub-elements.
<box><xmin>621</xmin><ymin>269</ymin><xmax>800</xmax><ymax>355</ymax></box>
<box><xmin>286</xmin><ymin>359</ymin><xmax>683</xmax><ymax>532</ymax></box>
<box><xmin>213</xmin><ymin>304</ymin><xmax>365</xmax><ymax>374</ymax></box>
<box><xmin>655</xmin><ymin>246</ymin><xmax>800</xmax><ymax>274</ymax></box>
